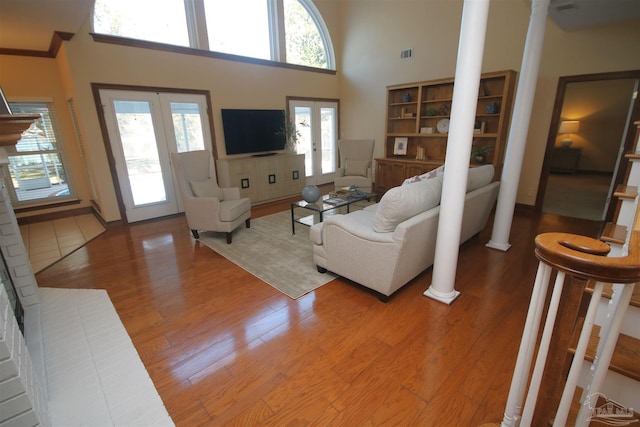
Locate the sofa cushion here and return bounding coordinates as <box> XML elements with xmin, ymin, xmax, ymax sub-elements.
<box><xmin>344</xmin><ymin>159</ymin><xmax>370</xmax><ymax>177</ymax></box>
<box><xmin>190</xmin><ymin>177</ymin><xmax>224</xmax><ymax>200</ymax></box>
<box><xmin>373</xmin><ymin>176</ymin><xmax>443</xmax><ymax>233</ymax></box>
<box><xmin>218</xmin><ymin>198</ymin><xmax>250</xmax><ymax>221</ymax></box>
<box><xmin>467</xmin><ymin>164</ymin><xmax>494</xmax><ymax>193</ymax></box>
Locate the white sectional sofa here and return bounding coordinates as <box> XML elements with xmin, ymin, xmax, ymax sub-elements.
<box><xmin>309</xmin><ymin>165</ymin><xmax>500</xmax><ymax>301</ymax></box>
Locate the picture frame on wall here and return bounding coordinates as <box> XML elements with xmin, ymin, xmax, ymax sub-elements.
<box><xmin>0</xmin><ymin>87</ymin><xmax>12</xmax><ymax>114</ymax></box>
<box><xmin>394</xmin><ymin>137</ymin><xmax>408</xmax><ymax>155</ymax></box>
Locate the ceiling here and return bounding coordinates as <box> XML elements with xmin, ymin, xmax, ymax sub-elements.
<box><xmin>548</xmin><ymin>0</ymin><xmax>640</xmax><ymax>31</ymax></box>
<box><xmin>0</xmin><ymin>0</ymin><xmax>94</xmax><ymax>51</ymax></box>
<box><xmin>0</xmin><ymin>0</ymin><xmax>639</xmax><ymax>52</ymax></box>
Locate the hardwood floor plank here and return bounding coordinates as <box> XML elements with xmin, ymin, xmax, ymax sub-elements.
<box><xmin>34</xmin><ymin>206</ymin><xmax>603</xmax><ymax>426</ymax></box>
<box><xmin>362</xmin><ymin>383</ymin><xmax>427</xmax><ymax>426</ymax></box>
<box><xmin>169</xmin><ymin>400</ymin><xmax>214</xmax><ymax>427</ymax></box>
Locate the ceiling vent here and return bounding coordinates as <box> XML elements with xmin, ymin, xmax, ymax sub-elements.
<box><xmin>400</xmin><ymin>48</ymin><xmax>413</xmax><ymax>60</ymax></box>
<box><xmin>555</xmin><ymin>2</ymin><xmax>578</xmax><ymax>12</ymax></box>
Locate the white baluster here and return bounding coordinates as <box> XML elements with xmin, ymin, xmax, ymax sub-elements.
<box><xmin>553</xmin><ymin>281</ymin><xmax>604</xmax><ymax>426</ymax></box>
<box><xmin>519</xmin><ymin>271</ymin><xmax>567</xmax><ymax>426</ymax></box>
<box><xmin>501</xmin><ymin>262</ymin><xmax>552</xmax><ymax>427</ymax></box>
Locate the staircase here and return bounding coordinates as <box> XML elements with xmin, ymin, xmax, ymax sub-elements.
<box><xmin>574</xmin><ymin>122</ymin><xmax>640</xmax><ymax>424</ymax></box>
<box><xmin>490</xmin><ymin>121</ymin><xmax>640</xmax><ymax>427</ymax></box>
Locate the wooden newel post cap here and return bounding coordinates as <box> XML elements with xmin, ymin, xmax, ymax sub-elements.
<box><xmin>534</xmin><ymin>232</ymin><xmax>640</xmax><ymax>283</ymax></box>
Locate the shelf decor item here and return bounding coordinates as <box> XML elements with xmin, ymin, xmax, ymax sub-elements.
<box><xmin>486</xmin><ymin>101</ymin><xmax>499</xmax><ymax>114</ymax></box>
<box><xmin>394</xmin><ymin>137</ymin><xmax>408</xmax><ymax>155</ymax></box>
<box><xmin>436</xmin><ymin>118</ymin><xmax>450</xmax><ymax>133</ymax></box>
<box><xmin>402</xmin><ymin>92</ymin><xmax>412</xmax><ymax>102</ymax></box>
<box><xmin>471</xmin><ymin>146</ymin><xmax>494</xmax><ymax>164</ymax></box>
<box><xmin>301</xmin><ymin>185</ymin><xmax>320</xmax><ymax>203</ymax></box>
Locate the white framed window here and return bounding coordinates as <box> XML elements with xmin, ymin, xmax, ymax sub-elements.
<box><xmin>92</xmin><ymin>0</ymin><xmax>335</xmax><ymax>70</ymax></box>
<box><xmin>203</xmin><ymin>0</ymin><xmax>271</xmax><ymax>60</ymax></box>
<box><xmin>6</xmin><ymin>102</ymin><xmax>76</xmax><ymax>206</ymax></box>
<box><xmin>93</xmin><ymin>0</ymin><xmax>190</xmax><ymax>47</ymax></box>
<box><xmin>284</xmin><ymin>0</ymin><xmax>330</xmax><ymax>69</ymax></box>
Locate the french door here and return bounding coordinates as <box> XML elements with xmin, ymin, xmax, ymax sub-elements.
<box><xmin>288</xmin><ymin>99</ymin><xmax>338</xmax><ymax>185</ymax></box>
<box><xmin>100</xmin><ymin>90</ymin><xmax>213</xmax><ymax>222</ymax></box>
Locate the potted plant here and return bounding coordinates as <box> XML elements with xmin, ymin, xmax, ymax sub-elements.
<box><xmin>471</xmin><ymin>146</ymin><xmax>493</xmax><ymax>164</ymax></box>
<box><xmin>279</xmin><ymin>113</ymin><xmax>303</xmax><ymax>152</ymax></box>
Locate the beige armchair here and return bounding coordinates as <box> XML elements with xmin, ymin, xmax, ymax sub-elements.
<box><xmin>171</xmin><ymin>150</ymin><xmax>251</xmax><ymax>243</ymax></box>
<box><xmin>334</xmin><ymin>139</ymin><xmax>375</xmax><ymax>194</ymax></box>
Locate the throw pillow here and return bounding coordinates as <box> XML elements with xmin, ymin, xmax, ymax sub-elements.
<box><xmin>402</xmin><ymin>164</ymin><xmax>445</xmax><ymax>185</ymax></box>
<box><xmin>467</xmin><ymin>164</ymin><xmax>494</xmax><ymax>193</ymax></box>
<box><xmin>428</xmin><ymin>164</ymin><xmax>445</xmax><ymax>179</ymax></box>
<box><xmin>373</xmin><ymin>176</ymin><xmax>443</xmax><ymax>232</ymax></box>
<box><xmin>190</xmin><ymin>177</ymin><xmax>224</xmax><ymax>200</ymax></box>
<box><xmin>344</xmin><ymin>159</ymin><xmax>370</xmax><ymax>177</ymax></box>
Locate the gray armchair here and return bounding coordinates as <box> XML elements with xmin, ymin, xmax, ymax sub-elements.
<box><xmin>171</xmin><ymin>150</ymin><xmax>251</xmax><ymax>243</ymax></box>
<box><xmin>334</xmin><ymin>139</ymin><xmax>375</xmax><ymax>193</ymax></box>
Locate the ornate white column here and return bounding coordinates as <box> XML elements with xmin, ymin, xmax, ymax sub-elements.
<box><xmin>424</xmin><ymin>0</ymin><xmax>490</xmax><ymax>304</ymax></box>
<box><xmin>486</xmin><ymin>0</ymin><xmax>551</xmax><ymax>251</ymax></box>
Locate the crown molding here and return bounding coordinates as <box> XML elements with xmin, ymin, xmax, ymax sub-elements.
<box><xmin>0</xmin><ymin>31</ymin><xmax>74</xmax><ymax>58</ymax></box>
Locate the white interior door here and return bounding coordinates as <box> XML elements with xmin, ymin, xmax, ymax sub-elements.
<box><xmin>289</xmin><ymin>99</ymin><xmax>338</xmax><ymax>185</ymax></box>
<box><xmin>100</xmin><ymin>89</ymin><xmax>212</xmax><ymax>222</ymax></box>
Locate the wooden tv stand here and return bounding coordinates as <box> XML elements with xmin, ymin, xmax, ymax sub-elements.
<box><xmin>217</xmin><ymin>152</ymin><xmax>306</xmax><ymax>205</ymax></box>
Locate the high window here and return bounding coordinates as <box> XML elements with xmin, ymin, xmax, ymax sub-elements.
<box><xmin>5</xmin><ymin>102</ymin><xmax>75</xmax><ymax>206</ymax></box>
<box><xmin>93</xmin><ymin>0</ymin><xmax>335</xmax><ymax>70</ymax></box>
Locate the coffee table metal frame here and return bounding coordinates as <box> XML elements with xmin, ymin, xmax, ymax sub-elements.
<box><xmin>290</xmin><ymin>193</ymin><xmax>373</xmax><ymax>234</ymax></box>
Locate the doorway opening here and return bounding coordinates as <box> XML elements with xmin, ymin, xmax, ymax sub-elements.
<box><xmin>536</xmin><ymin>70</ymin><xmax>640</xmax><ymax>222</ymax></box>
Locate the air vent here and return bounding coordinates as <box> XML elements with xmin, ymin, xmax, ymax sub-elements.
<box><xmin>554</xmin><ymin>2</ymin><xmax>577</xmax><ymax>12</ymax></box>
<box><xmin>400</xmin><ymin>48</ymin><xmax>413</xmax><ymax>60</ymax></box>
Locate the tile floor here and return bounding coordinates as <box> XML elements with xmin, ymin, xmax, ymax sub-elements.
<box><xmin>39</xmin><ymin>287</ymin><xmax>174</xmax><ymax>426</ymax></box>
<box><xmin>20</xmin><ymin>214</ymin><xmax>106</xmax><ymax>273</ymax></box>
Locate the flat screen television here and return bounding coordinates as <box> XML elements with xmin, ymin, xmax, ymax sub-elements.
<box><xmin>221</xmin><ymin>109</ymin><xmax>286</xmax><ymax>155</ymax></box>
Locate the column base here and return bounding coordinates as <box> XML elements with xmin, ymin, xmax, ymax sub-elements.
<box><xmin>486</xmin><ymin>240</ymin><xmax>511</xmax><ymax>251</ymax></box>
<box><xmin>423</xmin><ymin>287</ymin><xmax>461</xmax><ymax>305</ymax></box>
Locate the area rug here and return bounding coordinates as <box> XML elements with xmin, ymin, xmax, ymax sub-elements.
<box><xmin>198</xmin><ymin>210</ymin><xmax>338</xmax><ymax>299</ymax></box>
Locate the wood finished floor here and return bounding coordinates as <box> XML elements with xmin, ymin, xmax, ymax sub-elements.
<box><xmin>35</xmin><ymin>200</ymin><xmax>603</xmax><ymax>426</ymax></box>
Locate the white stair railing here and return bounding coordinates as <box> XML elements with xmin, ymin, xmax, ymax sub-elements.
<box><xmin>499</xmin><ymin>232</ymin><xmax>640</xmax><ymax>427</ymax></box>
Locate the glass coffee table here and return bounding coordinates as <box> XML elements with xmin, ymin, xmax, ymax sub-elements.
<box><xmin>290</xmin><ymin>193</ymin><xmax>376</xmax><ymax>234</ymax></box>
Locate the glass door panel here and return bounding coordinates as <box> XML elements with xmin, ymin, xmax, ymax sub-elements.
<box><xmin>114</xmin><ymin>100</ymin><xmax>168</xmax><ymax>206</ymax></box>
<box><xmin>290</xmin><ymin>99</ymin><xmax>338</xmax><ymax>185</ymax></box>
<box><xmin>169</xmin><ymin>102</ymin><xmax>206</xmax><ymax>153</ymax></box>
<box><xmin>320</xmin><ymin>106</ymin><xmax>337</xmax><ymax>175</ymax></box>
<box><xmin>293</xmin><ymin>105</ymin><xmax>313</xmax><ymax>177</ymax></box>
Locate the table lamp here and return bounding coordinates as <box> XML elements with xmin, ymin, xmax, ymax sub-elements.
<box><xmin>558</xmin><ymin>120</ymin><xmax>579</xmax><ymax>147</ymax></box>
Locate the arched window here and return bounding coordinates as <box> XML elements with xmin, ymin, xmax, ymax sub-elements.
<box><xmin>93</xmin><ymin>0</ymin><xmax>335</xmax><ymax>70</ymax></box>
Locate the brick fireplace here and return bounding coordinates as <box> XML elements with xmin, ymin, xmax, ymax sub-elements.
<box><xmin>0</xmin><ymin>114</ymin><xmax>50</xmax><ymax>426</ymax></box>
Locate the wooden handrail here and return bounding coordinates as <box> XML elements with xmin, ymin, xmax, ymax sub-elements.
<box><xmin>535</xmin><ymin>231</ymin><xmax>640</xmax><ymax>283</ymax></box>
